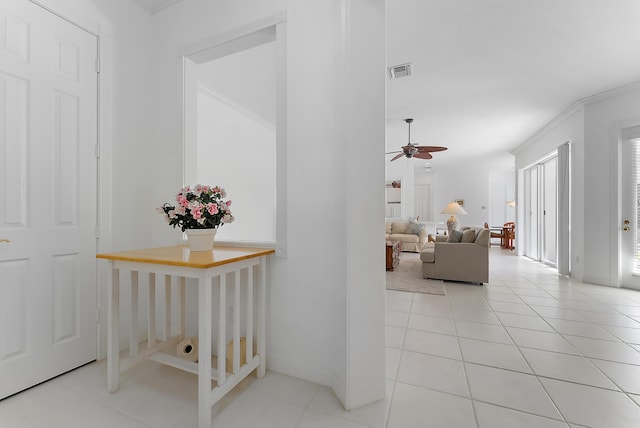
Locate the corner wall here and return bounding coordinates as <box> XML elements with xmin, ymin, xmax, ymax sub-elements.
<box><xmin>513</xmin><ymin>83</ymin><xmax>640</xmax><ymax>286</ymax></box>
<box><xmin>150</xmin><ymin>0</ymin><xmax>386</xmax><ymax>409</ymax></box>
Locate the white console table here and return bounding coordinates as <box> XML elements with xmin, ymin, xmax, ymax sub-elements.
<box><xmin>97</xmin><ymin>245</ymin><xmax>274</xmax><ymax>428</ymax></box>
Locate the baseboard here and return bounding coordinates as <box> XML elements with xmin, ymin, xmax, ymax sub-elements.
<box><xmin>582</xmin><ymin>275</ymin><xmax>616</xmax><ymax>287</ymax></box>
<box><xmin>266</xmin><ymin>353</ymin><xmax>340</xmax><ymax>392</ymax></box>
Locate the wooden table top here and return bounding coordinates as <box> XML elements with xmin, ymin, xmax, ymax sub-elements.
<box><xmin>96</xmin><ymin>245</ymin><xmax>275</xmax><ymax>269</ymax></box>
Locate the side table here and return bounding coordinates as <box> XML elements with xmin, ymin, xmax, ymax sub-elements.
<box><xmin>96</xmin><ymin>245</ymin><xmax>274</xmax><ymax>428</ymax></box>
<box><xmin>386</xmin><ymin>240</ymin><xmax>400</xmax><ymax>271</ymax></box>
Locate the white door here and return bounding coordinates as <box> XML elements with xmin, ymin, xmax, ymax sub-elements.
<box><xmin>621</xmin><ymin>132</ymin><xmax>640</xmax><ymax>289</ymax></box>
<box><xmin>414</xmin><ymin>185</ymin><xmax>430</xmax><ymax>221</ymax></box>
<box><xmin>0</xmin><ymin>0</ymin><xmax>98</xmax><ymax>398</ymax></box>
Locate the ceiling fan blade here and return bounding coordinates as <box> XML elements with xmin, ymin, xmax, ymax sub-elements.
<box><xmin>385</xmin><ymin>151</ymin><xmax>402</xmax><ymax>154</ymax></box>
<box><xmin>390</xmin><ymin>153</ymin><xmax>405</xmax><ymax>161</ymax></box>
<box><xmin>413</xmin><ymin>152</ymin><xmax>433</xmax><ymax>160</ymax></box>
<box><xmin>416</xmin><ymin>146</ymin><xmax>447</xmax><ymax>153</ymax></box>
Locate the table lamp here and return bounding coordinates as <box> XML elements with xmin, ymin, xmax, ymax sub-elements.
<box><xmin>441</xmin><ymin>202</ymin><xmax>468</xmax><ymax>235</ymax></box>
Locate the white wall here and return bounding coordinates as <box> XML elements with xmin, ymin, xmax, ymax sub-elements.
<box><xmin>150</xmin><ymin>0</ymin><xmax>386</xmax><ymax>409</ymax></box>
<box><xmin>38</xmin><ymin>0</ymin><xmax>386</xmax><ymax>411</ymax></box>
<box><xmin>513</xmin><ymin>84</ymin><xmax>640</xmax><ymax>286</ymax></box>
<box><xmin>197</xmin><ymin>41</ymin><xmax>276</xmax><ymax>127</ymax></box>
<box><xmin>583</xmin><ymin>86</ymin><xmax>640</xmax><ymax>286</ymax></box>
<box><xmin>196</xmin><ymin>86</ymin><xmax>276</xmax><ymax>243</ymax></box>
<box><xmin>430</xmin><ymin>155</ymin><xmax>514</xmax><ymax>229</ymax></box>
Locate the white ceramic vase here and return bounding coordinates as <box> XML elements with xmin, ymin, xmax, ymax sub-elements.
<box><xmin>185</xmin><ymin>228</ymin><xmax>216</xmax><ymax>251</ymax></box>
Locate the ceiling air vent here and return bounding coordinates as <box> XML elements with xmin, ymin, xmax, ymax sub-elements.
<box><xmin>388</xmin><ymin>63</ymin><xmax>412</xmax><ymax>79</ymax></box>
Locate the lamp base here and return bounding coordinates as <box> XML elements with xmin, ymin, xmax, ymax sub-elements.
<box><xmin>446</xmin><ymin>215</ymin><xmax>459</xmax><ymax>236</ymax></box>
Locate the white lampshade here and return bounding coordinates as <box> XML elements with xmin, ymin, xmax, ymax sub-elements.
<box><xmin>441</xmin><ymin>202</ymin><xmax>468</xmax><ymax>216</ymax></box>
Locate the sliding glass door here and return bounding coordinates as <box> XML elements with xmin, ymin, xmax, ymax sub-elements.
<box><xmin>524</xmin><ymin>154</ymin><xmax>558</xmax><ymax>267</ymax></box>
<box><xmin>542</xmin><ymin>157</ymin><xmax>558</xmax><ymax>266</ymax></box>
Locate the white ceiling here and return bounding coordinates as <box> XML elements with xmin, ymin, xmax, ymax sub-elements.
<box><xmin>134</xmin><ymin>0</ymin><xmax>640</xmax><ymax>171</ymax></box>
<box><xmin>387</xmin><ymin>0</ymin><xmax>640</xmax><ymax>171</ymax></box>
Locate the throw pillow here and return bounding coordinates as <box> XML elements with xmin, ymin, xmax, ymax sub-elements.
<box><xmin>408</xmin><ymin>221</ymin><xmax>425</xmax><ymax>234</ymax></box>
<box><xmin>461</xmin><ymin>229</ymin><xmax>476</xmax><ymax>243</ymax></box>
<box><xmin>447</xmin><ymin>230</ymin><xmax>463</xmax><ymax>243</ymax></box>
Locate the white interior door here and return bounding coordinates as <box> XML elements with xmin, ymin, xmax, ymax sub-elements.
<box><xmin>621</xmin><ymin>132</ymin><xmax>640</xmax><ymax>289</ymax></box>
<box><xmin>0</xmin><ymin>0</ymin><xmax>98</xmax><ymax>399</ymax></box>
<box><xmin>414</xmin><ymin>184</ymin><xmax>431</xmax><ymax>221</ymax></box>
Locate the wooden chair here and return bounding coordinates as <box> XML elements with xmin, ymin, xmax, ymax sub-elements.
<box><xmin>484</xmin><ymin>223</ymin><xmax>503</xmax><ymax>246</ymax></box>
<box><xmin>503</xmin><ymin>222</ymin><xmax>515</xmax><ymax>250</ymax></box>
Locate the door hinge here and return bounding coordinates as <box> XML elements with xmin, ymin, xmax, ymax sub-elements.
<box><xmin>95</xmin><ymin>225</ymin><xmax>100</xmax><ymax>239</ymax></box>
<box><xmin>96</xmin><ymin>308</ymin><xmax>100</xmax><ymax>323</ymax></box>
<box><xmin>95</xmin><ymin>144</ymin><xmax>100</xmax><ymax>158</ymax></box>
<box><xmin>95</xmin><ymin>58</ymin><xmax>100</xmax><ymax>73</ymax></box>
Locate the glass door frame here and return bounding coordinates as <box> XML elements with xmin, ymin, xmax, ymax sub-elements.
<box><xmin>523</xmin><ymin>152</ymin><xmax>558</xmax><ymax>267</ymax></box>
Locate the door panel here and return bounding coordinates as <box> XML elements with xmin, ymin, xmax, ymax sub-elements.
<box><xmin>621</xmin><ymin>135</ymin><xmax>640</xmax><ymax>289</ymax></box>
<box><xmin>0</xmin><ymin>0</ymin><xmax>97</xmax><ymax>399</ymax></box>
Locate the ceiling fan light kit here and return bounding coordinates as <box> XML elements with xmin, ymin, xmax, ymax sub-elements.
<box><xmin>386</xmin><ymin>118</ymin><xmax>448</xmax><ymax>162</ymax></box>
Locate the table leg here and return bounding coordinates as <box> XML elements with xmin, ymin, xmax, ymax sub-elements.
<box><xmin>178</xmin><ymin>276</ymin><xmax>186</xmax><ymax>338</ymax></box>
<box><xmin>107</xmin><ymin>267</ymin><xmax>120</xmax><ymax>393</ymax></box>
<box><xmin>130</xmin><ymin>271</ymin><xmax>138</xmax><ymax>357</ymax></box>
<box><xmin>198</xmin><ymin>275</ymin><xmax>212</xmax><ymax>428</ymax></box>
<box><xmin>258</xmin><ymin>257</ymin><xmax>266</xmax><ymax>378</ymax></box>
<box><xmin>148</xmin><ymin>273</ymin><xmax>156</xmax><ymax>348</ymax></box>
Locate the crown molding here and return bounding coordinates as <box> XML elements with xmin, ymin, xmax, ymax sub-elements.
<box><xmin>130</xmin><ymin>0</ymin><xmax>183</xmax><ymax>14</ymax></box>
<box><xmin>511</xmin><ymin>102</ymin><xmax>583</xmax><ymax>156</ymax></box>
<box><xmin>512</xmin><ymin>79</ymin><xmax>640</xmax><ymax>156</ymax></box>
<box><xmin>580</xmin><ymin>79</ymin><xmax>640</xmax><ymax>106</ymax></box>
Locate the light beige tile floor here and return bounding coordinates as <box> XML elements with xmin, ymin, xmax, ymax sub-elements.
<box><xmin>3</xmin><ymin>248</ymin><xmax>640</xmax><ymax>427</ymax></box>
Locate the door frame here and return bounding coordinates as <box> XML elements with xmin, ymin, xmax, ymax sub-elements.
<box><xmin>178</xmin><ymin>13</ymin><xmax>288</xmax><ymax>258</ymax></box>
<box><xmin>522</xmin><ymin>152</ymin><xmax>558</xmax><ymax>265</ymax></box>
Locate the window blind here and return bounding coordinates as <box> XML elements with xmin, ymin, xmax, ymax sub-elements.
<box><xmin>633</xmin><ymin>141</ymin><xmax>640</xmax><ymax>273</ymax></box>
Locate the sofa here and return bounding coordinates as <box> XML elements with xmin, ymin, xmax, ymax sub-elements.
<box><xmin>385</xmin><ymin>220</ymin><xmax>428</xmax><ymax>252</ymax></box>
<box><xmin>420</xmin><ymin>227</ymin><xmax>489</xmax><ymax>284</ymax></box>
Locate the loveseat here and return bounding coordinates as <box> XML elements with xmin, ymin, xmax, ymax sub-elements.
<box><xmin>420</xmin><ymin>227</ymin><xmax>489</xmax><ymax>284</ymax></box>
<box><xmin>385</xmin><ymin>220</ymin><xmax>428</xmax><ymax>252</ymax></box>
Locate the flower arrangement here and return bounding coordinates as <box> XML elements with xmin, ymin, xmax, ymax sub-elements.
<box><xmin>158</xmin><ymin>185</ymin><xmax>234</xmax><ymax>232</ymax></box>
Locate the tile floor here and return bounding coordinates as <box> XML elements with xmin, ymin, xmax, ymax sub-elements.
<box><xmin>3</xmin><ymin>248</ymin><xmax>640</xmax><ymax>427</ymax></box>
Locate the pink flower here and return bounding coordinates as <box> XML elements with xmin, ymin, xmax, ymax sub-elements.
<box><xmin>226</xmin><ymin>200</ymin><xmax>232</xmax><ymax>207</ymax></box>
<box><xmin>206</xmin><ymin>203</ymin><xmax>219</xmax><ymax>215</ymax></box>
<box><xmin>191</xmin><ymin>208</ymin><xmax>202</xmax><ymax>219</ymax></box>
<box><xmin>176</xmin><ymin>194</ymin><xmax>188</xmax><ymax>207</ymax></box>
<box><xmin>195</xmin><ymin>184</ymin><xmax>210</xmax><ymax>195</ymax></box>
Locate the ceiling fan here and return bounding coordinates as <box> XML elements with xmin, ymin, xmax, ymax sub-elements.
<box><xmin>386</xmin><ymin>118</ymin><xmax>447</xmax><ymax>161</ymax></box>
